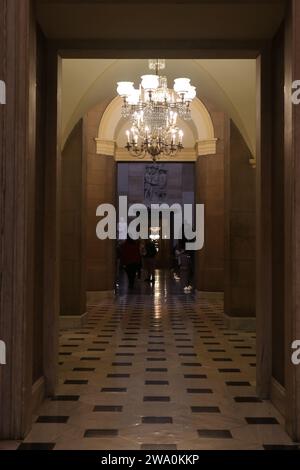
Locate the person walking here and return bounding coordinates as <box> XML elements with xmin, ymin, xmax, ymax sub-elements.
<box><xmin>120</xmin><ymin>237</ymin><xmax>141</xmax><ymax>289</ymax></box>
<box><xmin>143</xmin><ymin>239</ymin><xmax>157</xmax><ymax>283</ymax></box>
<box><xmin>179</xmin><ymin>247</ymin><xmax>193</xmax><ymax>293</ymax></box>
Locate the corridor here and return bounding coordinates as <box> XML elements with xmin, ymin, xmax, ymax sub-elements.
<box><xmin>16</xmin><ymin>272</ymin><xmax>296</xmax><ymax>450</ymax></box>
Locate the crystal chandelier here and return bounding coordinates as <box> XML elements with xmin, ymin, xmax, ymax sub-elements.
<box><xmin>116</xmin><ymin>59</ymin><xmax>197</xmax><ymax>161</ymax></box>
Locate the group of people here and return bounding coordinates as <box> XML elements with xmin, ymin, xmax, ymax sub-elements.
<box><xmin>118</xmin><ymin>237</ymin><xmax>194</xmax><ymax>293</ymax></box>
<box><xmin>119</xmin><ymin>237</ymin><xmax>157</xmax><ymax>289</ymax></box>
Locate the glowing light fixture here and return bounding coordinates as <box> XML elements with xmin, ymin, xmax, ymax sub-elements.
<box><xmin>116</xmin><ymin>59</ymin><xmax>197</xmax><ymax>161</ymax></box>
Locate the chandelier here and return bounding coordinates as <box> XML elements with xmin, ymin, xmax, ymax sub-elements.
<box><xmin>116</xmin><ymin>59</ymin><xmax>197</xmax><ymax>161</ymax></box>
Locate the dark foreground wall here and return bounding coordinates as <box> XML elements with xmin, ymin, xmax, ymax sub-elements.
<box><xmin>224</xmin><ymin>121</ymin><xmax>256</xmax><ymax>318</ymax></box>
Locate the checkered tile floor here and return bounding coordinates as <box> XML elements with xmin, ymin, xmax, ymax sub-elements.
<box><xmin>11</xmin><ymin>272</ymin><xmax>298</xmax><ymax>450</ymax></box>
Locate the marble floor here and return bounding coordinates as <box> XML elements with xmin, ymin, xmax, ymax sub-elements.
<box><xmin>12</xmin><ymin>271</ymin><xmax>299</xmax><ymax>450</ymax></box>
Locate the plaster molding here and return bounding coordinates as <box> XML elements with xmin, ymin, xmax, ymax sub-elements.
<box><xmin>59</xmin><ymin>312</ymin><xmax>89</xmax><ymax>329</ymax></box>
<box><xmin>87</xmin><ymin>291</ymin><xmax>115</xmax><ymax>304</ymax></box>
<box><xmin>195</xmin><ymin>138</ymin><xmax>218</xmax><ymax>156</ymax></box>
<box><xmin>95</xmin><ymin>138</ymin><xmax>116</xmax><ymax>156</ymax></box>
<box><xmin>115</xmin><ymin>146</ymin><xmax>197</xmax><ymax>162</ymax></box>
<box><xmin>223</xmin><ymin>312</ymin><xmax>256</xmax><ymax>331</ymax></box>
<box><xmin>96</xmin><ymin>96</ymin><xmax>217</xmax><ymax>157</ymax></box>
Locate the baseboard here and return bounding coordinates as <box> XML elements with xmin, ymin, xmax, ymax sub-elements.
<box><xmin>223</xmin><ymin>312</ymin><xmax>256</xmax><ymax>331</ymax></box>
<box><xmin>87</xmin><ymin>290</ymin><xmax>115</xmax><ymax>304</ymax></box>
<box><xmin>59</xmin><ymin>311</ymin><xmax>88</xmax><ymax>329</ymax></box>
<box><xmin>271</xmin><ymin>377</ymin><xmax>286</xmax><ymax>417</ymax></box>
<box><xmin>195</xmin><ymin>290</ymin><xmax>224</xmax><ymax>300</ymax></box>
<box><xmin>31</xmin><ymin>376</ymin><xmax>45</xmax><ymax>415</ymax></box>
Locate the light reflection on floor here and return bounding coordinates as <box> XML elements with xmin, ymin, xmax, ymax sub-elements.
<box><xmin>13</xmin><ymin>270</ymin><xmax>299</xmax><ymax>450</ymax></box>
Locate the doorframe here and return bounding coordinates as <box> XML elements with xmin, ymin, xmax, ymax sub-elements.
<box><xmin>44</xmin><ymin>38</ymin><xmax>272</xmax><ymax>418</ymax></box>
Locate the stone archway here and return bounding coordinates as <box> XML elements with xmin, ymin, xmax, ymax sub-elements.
<box><xmin>95</xmin><ymin>96</ymin><xmax>217</xmax><ymax>160</ymax></box>
<box><xmin>85</xmin><ymin>95</ymin><xmax>220</xmax><ymax>301</ymax></box>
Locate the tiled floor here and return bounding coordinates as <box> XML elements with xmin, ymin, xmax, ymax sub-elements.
<box><xmin>15</xmin><ymin>272</ymin><xmax>299</xmax><ymax>450</ymax></box>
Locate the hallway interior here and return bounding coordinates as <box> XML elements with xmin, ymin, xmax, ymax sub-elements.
<box><xmin>8</xmin><ymin>271</ymin><xmax>296</xmax><ymax>451</ymax></box>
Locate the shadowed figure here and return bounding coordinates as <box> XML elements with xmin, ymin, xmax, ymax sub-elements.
<box><xmin>120</xmin><ymin>237</ymin><xmax>141</xmax><ymax>289</ymax></box>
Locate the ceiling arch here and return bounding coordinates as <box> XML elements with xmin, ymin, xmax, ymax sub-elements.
<box><xmin>97</xmin><ymin>96</ymin><xmax>216</xmax><ymax>144</ymax></box>
<box><xmin>62</xmin><ymin>58</ymin><xmax>256</xmax><ymax>156</ymax></box>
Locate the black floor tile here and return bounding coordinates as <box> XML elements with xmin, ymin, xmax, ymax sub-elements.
<box><xmin>234</xmin><ymin>396</ymin><xmax>262</xmax><ymax>403</ymax></box>
<box><xmin>51</xmin><ymin>395</ymin><xmax>79</xmax><ymax>401</ymax></box>
<box><xmin>93</xmin><ymin>406</ymin><xmax>123</xmax><ymax>412</ymax></box>
<box><xmin>142</xmin><ymin>417</ymin><xmax>173</xmax><ymax>424</ymax></box>
<box><xmin>182</xmin><ymin>362</ymin><xmax>202</xmax><ymax>367</ymax></box>
<box><xmin>84</xmin><ymin>429</ymin><xmax>119</xmax><ymax>438</ymax></box>
<box><xmin>64</xmin><ymin>380</ymin><xmax>88</xmax><ymax>385</ymax></box>
<box><xmin>107</xmin><ymin>373</ymin><xmax>130</xmax><ymax>378</ymax></box>
<box><xmin>80</xmin><ymin>357</ymin><xmax>100</xmax><ymax>361</ymax></box>
<box><xmin>226</xmin><ymin>381</ymin><xmax>251</xmax><ymax>386</ymax></box>
<box><xmin>101</xmin><ymin>387</ymin><xmax>127</xmax><ymax>393</ymax></box>
<box><xmin>213</xmin><ymin>358</ymin><xmax>233</xmax><ymax>362</ymax></box>
<box><xmin>191</xmin><ymin>406</ymin><xmax>220</xmax><ymax>413</ymax></box>
<box><xmin>245</xmin><ymin>417</ymin><xmax>279</xmax><ymax>425</ymax></box>
<box><xmin>143</xmin><ymin>396</ymin><xmax>170</xmax><ymax>402</ymax></box>
<box><xmin>184</xmin><ymin>374</ymin><xmax>207</xmax><ymax>379</ymax></box>
<box><xmin>145</xmin><ymin>380</ymin><xmax>169</xmax><ymax>385</ymax></box>
<box><xmin>36</xmin><ymin>416</ymin><xmax>69</xmax><ymax>424</ymax></box>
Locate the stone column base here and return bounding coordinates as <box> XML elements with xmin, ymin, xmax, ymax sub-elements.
<box><xmin>31</xmin><ymin>377</ymin><xmax>46</xmax><ymax>415</ymax></box>
<box><xmin>59</xmin><ymin>311</ymin><xmax>88</xmax><ymax>329</ymax></box>
<box><xmin>87</xmin><ymin>290</ymin><xmax>115</xmax><ymax>305</ymax></box>
<box><xmin>271</xmin><ymin>378</ymin><xmax>286</xmax><ymax>417</ymax></box>
<box><xmin>195</xmin><ymin>290</ymin><xmax>224</xmax><ymax>300</ymax></box>
<box><xmin>223</xmin><ymin>312</ymin><xmax>256</xmax><ymax>331</ymax></box>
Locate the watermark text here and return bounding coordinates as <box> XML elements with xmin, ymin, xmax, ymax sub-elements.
<box><xmin>96</xmin><ymin>196</ymin><xmax>204</xmax><ymax>251</ymax></box>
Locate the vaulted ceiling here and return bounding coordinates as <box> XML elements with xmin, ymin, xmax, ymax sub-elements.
<box><xmin>38</xmin><ymin>0</ymin><xmax>285</xmax><ymax>157</ymax></box>
<box><xmin>62</xmin><ymin>58</ymin><xmax>256</xmax><ymax>155</ymax></box>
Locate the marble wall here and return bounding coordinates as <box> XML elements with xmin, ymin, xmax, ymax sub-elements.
<box><xmin>195</xmin><ymin>110</ymin><xmax>226</xmax><ymax>293</ymax></box>
<box><xmin>60</xmin><ymin>119</ymin><xmax>86</xmax><ymax>317</ymax></box>
<box><xmin>85</xmin><ymin>103</ymin><xmax>116</xmax><ymax>293</ymax></box>
<box><xmin>224</xmin><ymin>121</ymin><xmax>256</xmax><ymax>318</ymax></box>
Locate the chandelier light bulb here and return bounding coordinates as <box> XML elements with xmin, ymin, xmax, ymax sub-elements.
<box><xmin>174</xmin><ymin>78</ymin><xmax>191</xmax><ymax>95</ymax></box>
<box><xmin>141</xmin><ymin>74</ymin><xmax>160</xmax><ymax>91</ymax></box>
<box><xmin>117</xmin><ymin>81</ymin><xmax>134</xmax><ymax>97</ymax></box>
<box><xmin>185</xmin><ymin>85</ymin><xmax>196</xmax><ymax>101</ymax></box>
<box><xmin>127</xmin><ymin>88</ymin><xmax>140</xmax><ymax>105</ymax></box>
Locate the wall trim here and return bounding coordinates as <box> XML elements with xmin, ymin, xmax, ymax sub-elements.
<box><xmin>95</xmin><ymin>140</ymin><xmax>220</xmax><ymax>161</ymax></box>
<box><xmin>195</xmin><ymin>290</ymin><xmax>224</xmax><ymax>300</ymax></box>
<box><xmin>95</xmin><ymin>138</ymin><xmax>116</xmax><ymax>156</ymax></box>
<box><xmin>31</xmin><ymin>377</ymin><xmax>45</xmax><ymax>415</ymax></box>
<box><xmin>59</xmin><ymin>311</ymin><xmax>88</xmax><ymax>329</ymax></box>
<box><xmin>196</xmin><ymin>138</ymin><xmax>218</xmax><ymax>156</ymax></box>
<box><xmin>87</xmin><ymin>290</ymin><xmax>115</xmax><ymax>304</ymax></box>
<box><xmin>271</xmin><ymin>377</ymin><xmax>286</xmax><ymax>418</ymax></box>
<box><xmin>116</xmin><ymin>146</ymin><xmax>197</xmax><ymax>161</ymax></box>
